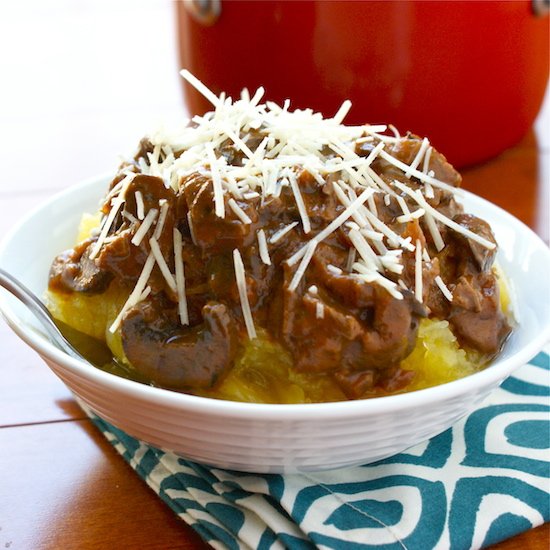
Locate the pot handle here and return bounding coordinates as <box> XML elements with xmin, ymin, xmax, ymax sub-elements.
<box><xmin>532</xmin><ymin>0</ymin><xmax>550</xmax><ymax>16</ymax></box>
<box><xmin>183</xmin><ymin>0</ymin><xmax>221</xmax><ymax>26</ymax></box>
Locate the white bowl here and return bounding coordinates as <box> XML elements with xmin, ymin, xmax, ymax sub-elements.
<box><xmin>1</xmin><ymin>175</ymin><xmax>549</xmax><ymax>473</ymax></box>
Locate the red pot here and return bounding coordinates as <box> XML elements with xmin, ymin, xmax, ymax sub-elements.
<box><xmin>177</xmin><ymin>0</ymin><xmax>549</xmax><ymax>167</ymax></box>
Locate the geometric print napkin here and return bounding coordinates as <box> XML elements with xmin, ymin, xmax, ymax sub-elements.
<box><xmin>85</xmin><ymin>347</ymin><xmax>549</xmax><ymax>550</ymax></box>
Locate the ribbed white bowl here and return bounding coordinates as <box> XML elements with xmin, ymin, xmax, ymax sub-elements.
<box><xmin>1</xmin><ymin>175</ymin><xmax>549</xmax><ymax>473</ymax></box>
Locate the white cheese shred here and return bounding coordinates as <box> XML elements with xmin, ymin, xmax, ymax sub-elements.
<box><xmin>109</xmin><ymin>252</ymin><xmax>156</xmax><ymax>334</ymax></box>
<box><xmin>363</xmin><ymin>141</ymin><xmax>385</xmax><ymax>166</ymax></box>
<box><xmin>99</xmin><ymin>73</ymin><xmax>500</xmax><ymax>318</ymax></box>
<box><xmin>135</xmin><ymin>190</ymin><xmax>145</xmax><ymax>220</ymax></box>
<box><xmin>149</xmin><ymin>237</ymin><xmax>177</xmax><ymax>293</ymax></box>
<box><xmin>389</xmin><ymin>124</ymin><xmax>401</xmax><ymax>139</ymax></box>
<box><xmin>316</xmin><ymin>301</ymin><xmax>325</xmax><ymax>319</ymax></box>
<box><xmin>228</xmin><ymin>198</ymin><xmax>252</xmax><ymax>224</ymax></box>
<box><xmin>422</xmin><ymin>146</ymin><xmax>433</xmax><ymax>174</ymax></box>
<box><xmin>348</xmin><ymin>229</ymin><xmax>380</xmax><ymax>271</ymax></box>
<box><xmin>90</xmin><ymin>173</ymin><xmax>135</xmax><ymax>259</ymax></box>
<box><xmin>269</xmin><ymin>221</ymin><xmax>299</xmax><ymax>244</ymax></box>
<box><xmin>250</xmin><ymin>86</ymin><xmax>265</xmax><ymax>107</ymax></box>
<box><xmin>288</xmin><ymin>240</ymin><xmax>317</xmax><ymax>292</ymax></box>
<box><xmin>123</xmin><ymin>211</ymin><xmax>138</xmax><ymax>224</ymax></box>
<box><xmin>435</xmin><ymin>275</ymin><xmax>453</xmax><ymax>302</ymax></box>
<box><xmin>139</xmin><ymin>286</ymin><xmax>152</xmax><ymax>302</ymax></box>
<box><xmin>394</xmin><ymin>181</ymin><xmax>495</xmax><ymax>250</ymax></box>
<box><xmin>289</xmin><ymin>174</ymin><xmax>311</xmax><ymax>234</ymax></box>
<box><xmin>333</xmin><ymin>182</ymin><xmax>367</xmax><ymax>227</ymax></box>
<box><xmin>180</xmin><ymin>69</ymin><xmax>221</xmax><ymax>108</ymax></box>
<box><xmin>206</xmin><ymin>146</ymin><xmax>225</xmax><ymax>218</ymax></box>
<box><xmin>257</xmin><ymin>229</ymin><xmax>271</xmax><ymax>265</ymax></box>
<box><xmin>346</xmin><ymin>248</ymin><xmax>357</xmax><ymax>272</ymax></box>
<box><xmin>187</xmin><ymin>212</ymin><xmax>197</xmax><ymax>245</ymax></box>
<box><xmin>415</xmin><ymin>239</ymin><xmax>423</xmax><ymax>303</ymax></box>
<box><xmin>315</xmin><ymin>188</ymin><xmax>374</xmax><ymax>244</ymax></box>
<box><xmin>173</xmin><ymin>228</ymin><xmax>189</xmax><ymax>325</ymax></box>
<box><xmin>405</xmin><ymin>137</ymin><xmax>430</xmax><ymax>179</ymax></box>
<box><xmin>131</xmin><ymin>208</ymin><xmax>159</xmax><ymax>246</ymax></box>
<box><xmin>153</xmin><ymin>199</ymin><xmax>169</xmax><ymax>239</ymax></box>
<box><xmin>233</xmin><ymin>249</ymin><xmax>257</xmax><ymax>339</ymax></box>
<box><xmin>287</xmin><ymin>187</ymin><xmax>376</xmax><ymax>267</ymax></box>
<box><xmin>333</xmin><ymin>99</ymin><xmax>352</xmax><ymax>124</ymax></box>
<box><xmin>424</xmin><ymin>211</ymin><xmax>445</xmax><ymax>252</ymax></box>
<box><xmin>379</xmin><ymin>149</ymin><xmax>459</xmax><ymax>195</ymax></box>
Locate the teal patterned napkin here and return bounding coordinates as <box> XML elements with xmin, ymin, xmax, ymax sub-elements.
<box><xmin>86</xmin><ymin>348</ymin><xmax>549</xmax><ymax>550</ymax></box>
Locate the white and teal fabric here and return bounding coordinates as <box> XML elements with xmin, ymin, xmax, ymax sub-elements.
<box><xmin>87</xmin><ymin>348</ymin><xmax>549</xmax><ymax>550</ymax></box>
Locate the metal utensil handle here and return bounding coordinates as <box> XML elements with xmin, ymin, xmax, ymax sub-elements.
<box><xmin>0</xmin><ymin>267</ymin><xmax>84</xmax><ymax>360</ymax></box>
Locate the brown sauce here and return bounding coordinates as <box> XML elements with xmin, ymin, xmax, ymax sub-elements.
<box><xmin>47</xmin><ymin>128</ymin><xmax>512</xmax><ymax>401</ymax></box>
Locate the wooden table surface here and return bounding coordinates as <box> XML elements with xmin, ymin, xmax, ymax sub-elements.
<box><xmin>0</xmin><ymin>2</ymin><xmax>548</xmax><ymax>549</ymax></box>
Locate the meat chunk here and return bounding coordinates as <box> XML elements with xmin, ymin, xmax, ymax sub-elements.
<box><xmin>435</xmin><ymin>214</ymin><xmax>510</xmax><ymax>354</ymax></box>
<box><xmin>96</xmin><ymin>175</ymin><xmax>177</xmax><ymax>286</ymax></box>
<box><xmin>280</xmin><ymin>246</ymin><xmax>422</xmax><ymax>397</ymax></box>
<box><xmin>49</xmin><ymin>238</ymin><xmax>113</xmax><ymax>295</ymax></box>
<box><xmin>362</xmin><ymin>134</ymin><xmax>462</xmax><ymax>189</ymax></box>
<box><xmin>48</xmin><ymin>125</ymin><xmax>513</xmax><ymax>400</ymax></box>
<box><xmin>182</xmin><ymin>172</ymin><xmax>258</xmax><ymax>253</ymax></box>
<box><xmin>452</xmin><ymin>214</ymin><xmax>497</xmax><ymax>272</ymax></box>
<box><xmin>450</xmin><ymin>272</ymin><xmax>510</xmax><ymax>354</ymax></box>
<box><xmin>121</xmin><ymin>296</ymin><xmax>238</xmax><ymax>390</ymax></box>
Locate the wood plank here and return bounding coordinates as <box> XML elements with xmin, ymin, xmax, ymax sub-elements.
<box><xmin>0</xmin><ymin>192</ymin><xmax>86</xmax><ymax>426</ymax></box>
<box><xmin>0</xmin><ymin>419</ymin><xmax>208</xmax><ymax>550</ymax></box>
<box><xmin>490</xmin><ymin>523</ymin><xmax>549</xmax><ymax>550</ymax></box>
<box><xmin>0</xmin><ymin>321</ymin><xmax>82</xmax><ymax>426</ymax></box>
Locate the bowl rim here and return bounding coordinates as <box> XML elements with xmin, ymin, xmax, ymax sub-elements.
<box><xmin>1</xmin><ymin>174</ymin><xmax>549</xmax><ymax>420</ymax></box>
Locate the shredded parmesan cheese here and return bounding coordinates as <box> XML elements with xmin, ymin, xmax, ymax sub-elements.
<box><xmin>187</xmin><ymin>212</ymin><xmax>197</xmax><ymax>245</ymax></box>
<box><xmin>135</xmin><ymin>190</ymin><xmax>145</xmax><ymax>220</ymax></box>
<box><xmin>101</xmin><ymin>70</ymin><xmax>504</xmax><ymax>325</ymax></box>
<box><xmin>327</xmin><ymin>264</ymin><xmax>343</xmax><ymax>275</ymax></box>
<box><xmin>316</xmin><ymin>301</ymin><xmax>325</xmax><ymax>319</ymax></box>
<box><xmin>379</xmin><ymin>149</ymin><xmax>459</xmax><ymax>195</ymax></box>
<box><xmin>131</xmin><ymin>208</ymin><xmax>158</xmax><ymax>246</ymax></box>
<box><xmin>422</xmin><ymin>146</ymin><xmax>433</xmax><ymax>174</ymax></box>
<box><xmin>289</xmin><ymin>173</ymin><xmax>311</xmax><ymax>234</ymax></box>
<box><xmin>288</xmin><ymin>240</ymin><xmax>317</xmax><ymax>291</ymax></box>
<box><xmin>333</xmin><ymin>99</ymin><xmax>352</xmax><ymax>124</ymax></box>
<box><xmin>348</xmin><ymin>229</ymin><xmax>380</xmax><ymax>271</ymax></box>
<box><xmin>149</xmin><ymin>237</ymin><xmax>177</xmax><ymax>293</ymax></box>
<box><xmin>180</xmin><ymin>69</ymin><xmax>221</xmax><ymax>108</ymax></box>
<box><xmin>346</xmin><ymin>248</ymin><xmax>357</xmax><ymax>272</ymax></box>
<box><xmin>394</xmin><ymin>181</ymin><xmax>496</xmax><ymax>250</ymax></box>
<box><xmin>228</xmin><ymin>198</ymin><xmax>252</xmax><ymax>224</ymax></box>
<box><xmin>269</xmin><ymin>222</ymin><xmax>299</xmax><ymax>244</ymax></box>
<box><xmin>206</xmin><ymin>145</ymin><xmax>225</xmax><ymax>218</ymax></box>
<box><xmin>415</xmin><ymin>240</ymin><xmax>423</xmax><ymax>302</ymax></box>
<box><xmin>315</xmin><ymin>188</ymin><xmax>374</xmax><ymax>244</ymax></box>
<box><xmin>233</xmin><ymin>249</ymin><xmax>257</xmax><ymax>339</ymax></box>
<box><xmin>123</xmin><ymin>211</ymin><xmax>138</xmax><ymax>224</ymax></box>
<box><xmin>90</xmin><ymin>173</ymin><xmax>135</xmax><ymax>258</ymax></box>
<box><xmin>404</xmin><ymin>137</ymin><xmax>430</xmax><ymax>179</ymax></box>
<box><xmin>109</xmin><ymin>252</ymin><xmax>156</xmax><ymax>333</ymax></box>
<box><xmin>173</xmin><ymin>228</ymin><xmax>189</xmax><ymax>325</ymax></box>
<box><xmin>435</xmin><ymin>275</ymin><xmax>453</xmax><ymax>302</ymax></box>
<box><xmin>153</xmin><ymin>199</ymin><xmax>169</xmax><ymax>239</ymax></box>
<box><xmin>257</xmin><ymin>229</ymin><xmax>271</xmax><ymax>265</ymax></box>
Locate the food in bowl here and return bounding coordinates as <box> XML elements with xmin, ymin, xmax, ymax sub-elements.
<box><xmin>46</xmin><ymin>71</ymin><xmax>512</xmax><ymax>403</ymax></box>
